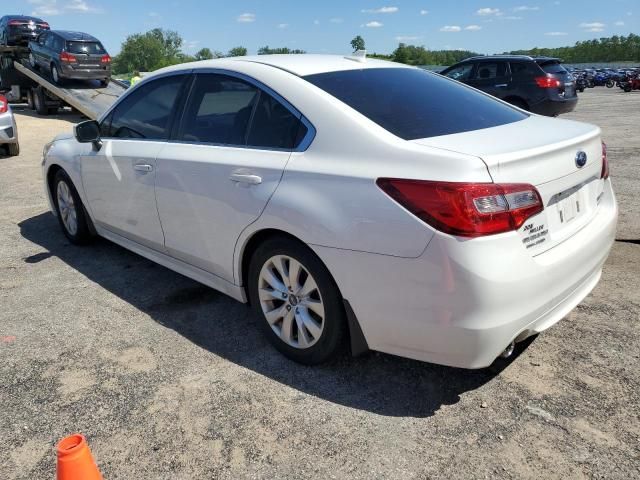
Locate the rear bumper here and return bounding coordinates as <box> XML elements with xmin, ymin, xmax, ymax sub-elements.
<box><xmin>7</xmin><ymin>31</ymin><xmax>41</xmax><ymax>45</ymax></box>
<box><xmin>0</xmin><ymin>110</ymin><xmax>18</xmax><ymax>144</ymax></box>
<box><xmin>60</xmin><ymin>65</ymin><xmax>110</xmax><ymax>80</ymax></box>
<box><xmin>531</xmin><ymin>96</ymin><xmax>578</xmax><ymax>116</ymax></box>
<box><xmin>312</xmin><ymin>179</ymin><xmax>617</xmax><ymax>369</ymax></box>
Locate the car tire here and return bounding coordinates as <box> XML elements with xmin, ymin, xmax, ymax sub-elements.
<box><xmin>7</xmin><ymin>142</ymin><xmax>19</xmax><ymax>157</ymax></box>
<box><xmin>29</xmin><ymin>53</ymin><xmax>37</xmax><ymax>69</ymax></box>
<box><xmin>34</xmin><ymin>87</ymin><xmax>48</xmax><ymax>115</ymax></box>
<box><xmin>247</xmin><ymin>236</ymin><xmax>347</xmax><ymax>365</ymax></box>
<box><xmin>26</xmin><ymin>89</ymin><xmax>35</xmax><ymax>110</ymax></box>
<box><xmin>579</xmin><ymin>87</ymin><xmax>585</xmax><ymax>93</ymax></box>
<box><xmin>51</xmin><ymin>63</ymin><xmax>62</xmax><ymax>85</ymax></box>
<box><xmin>624</xmin><ymin>85</ymin><xmax>632</xmax><ymax>93</ymax></box>
<box><xmin>52</xmin><ymin>169</ymin><xmax>93</xmax><ymax>245</ymax></box>
<box><xmin>99</xmin><ymin>79</ymin><xmax>109</xmax><ymax>88</ymax></box>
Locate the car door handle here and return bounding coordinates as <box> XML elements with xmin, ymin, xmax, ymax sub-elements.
<box><xmin>229</xmin><ymin>173</ymin><xmax>262</xmax><ymax>185</ymax></box>
<box><xmin>134</xmin><ymin>164</ymin><xmax>153</xmax><ymax>173</ymax></box>
<box><xmin>495</xmin><ymin>84</ymin><xmax>508</xmax><ymax>88</ymax></box>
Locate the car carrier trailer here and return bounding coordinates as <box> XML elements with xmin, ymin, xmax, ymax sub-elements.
<box><xmin>0</xmin><ymin>45</ymin><xmax>125</xmax><ymax>120</ymax></box>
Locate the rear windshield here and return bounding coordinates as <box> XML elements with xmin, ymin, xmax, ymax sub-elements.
<box><xmin>66</xmin><ymin>41</ymin><xmax>106</xmax><ymax>54</ymax></box>
<box><xmin>304</xmin><ymin>68</ymin><xmax>527</xmax><ymax>140</ymax></box>
<box><xmin>537</xmin><ymin>61</ymin><xmax>568</xmax><ymax>75</ymax></box>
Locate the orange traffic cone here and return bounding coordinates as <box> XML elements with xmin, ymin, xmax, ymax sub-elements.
<box><xmin>56</xmin><ymin>433</ymin><xmax>103</xmax><ymax>480</ymax></box>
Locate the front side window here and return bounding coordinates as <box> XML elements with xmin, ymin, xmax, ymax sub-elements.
<box><xmin>304</xmin><ymin>68</ymin><xmax>527</xmax><ymax>140</ymax></box>
<box><xmin>179</xmin><ymin>74</ymin><xmax>259</xmax><ymax>145</ymax></box>
<box><xmin>442</xmin><ymin>63</ymin><xmax>474</xmax><ymax>81</ymax></box>
<box><xmin>102</xmin><ymin>74</ymin><xmax>186</xmax><ymax>140</ymax></box>
<box><xmin>473</xmin><ymin>62</ymin><xmax>508</xmax><ymax>80</ymax></box>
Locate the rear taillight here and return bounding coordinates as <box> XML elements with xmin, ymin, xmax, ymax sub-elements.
<box><xmin>38</xmin><ymin>22</ymin><xmax>49</xmax><ymax>28</ymax></box>
<box><xmin>101</xmin><ymin>54</ymin><xmax>111</xmax><ymax>64</ymax></box>
<box><xmin>8</xmin><ymin>20</ymin><xmax>26</xmax><ymax>26</ymax></box>
<box><xmin>535</xmin><ymin>76</ymin><xmax>561</xmax><ymax>89</ymax></box>
<box><xmin>0</xmin><ymin>95</ymin><xmax>7</xmax><ymax>114</ymax></box>
<box><xmin>601</xmin><ymin>141</ymin><xmax>609</xmax><ymax>179</ymax></box>
<box><xmin>60</xmin><ymin>52</ymin><xmax>77</xmax><ymax>63</ymax></box>
<box><xmin>377</xmin><ymin>179</ymin><xmax>544</xmax><ymax>238</ymax></box>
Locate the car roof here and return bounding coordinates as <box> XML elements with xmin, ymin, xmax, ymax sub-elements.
<box><xmin>162</xmin><ymin>54</ymin><xmax>411</xmax><ymax>77</ymax></box>
<box><xmin>51</xmin><ymin>31</ymin><xmax>100</xmax><ymax>42</ymax></box>
<box><xmin>3</xmin><ymin>15</ymin><xmax>45</xmax><ymax>22</ymax></box>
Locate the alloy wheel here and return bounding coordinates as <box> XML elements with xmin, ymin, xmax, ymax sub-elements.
<box><xmin>56</xmin><ymin>181</ymin><xmax>78</xmax><ymax>236</ymax></box>
<box><xmin>258</xmin><ymin>255</ymin><xmax>325</xmax><ymax>349</ymax></box>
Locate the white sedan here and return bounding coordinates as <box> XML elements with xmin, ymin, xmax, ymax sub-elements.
<box><xmin>0</xmin><ymin>94</ymin><xmax>19</xmax><ymax>156</ymax></box>
<box><xmin>42</xmin><ymin>55</ymin><xmax>617</xmax><ymax>368</ymax></box>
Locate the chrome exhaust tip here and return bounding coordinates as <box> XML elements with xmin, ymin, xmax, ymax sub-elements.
<box><xmin>500</xmin><ymin>341</ymin><xmax>516</xmax><ymax>359</ymax></box>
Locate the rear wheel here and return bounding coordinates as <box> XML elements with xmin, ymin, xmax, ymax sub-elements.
<box><xmin>29</xmin><ymin>53</ymin><xmax>37</xmax><ymax>69</ymax></box>
<box><xmin>7</xmin><ymin>142</ymin><xmax>19</xmax><ymax>157</ymax></box>
<box><xmin>99</xmin><ymin>79</ymin><xmax>109</xmax><ymax>88</ymax></box>
<box><xmin>506</xmin><ymin>98</ymin><xmax>528</xmax><ymax>111</ymax></box>
<box><xmin>26</xmin><ymin>89</ymin><xmax>35</xmax><ymax>110</ymax></box>
<box><xmin>248</xmin><ymin>236</ymin><xmax>346</xmax><ymax>365</ymax></box>
<box><xmin>51</xmin><ymin>63</ymin><xmax>62</xmax><ymax>85</ymax></box>
<box><xmin>52</xmin><ymin>170</ymin><xmax>93</xmax><ymax>245</ymax></box>
<box><xmin>33</xmin><ymin>87</ymin><xmax>49</xmax><ymax>115</ymax></box>
<box><xmin>606</xmin><ymin>79</ymin><xmax>614</xmax><ymax>88</ymax></box>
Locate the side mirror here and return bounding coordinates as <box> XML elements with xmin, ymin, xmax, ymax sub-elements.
<box><xmin>74</xmin><ymin>120</ymin><xmax>102</xmax><ymax>150</ymax></box>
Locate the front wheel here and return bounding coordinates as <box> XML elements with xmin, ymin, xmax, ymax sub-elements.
<box><xmin>606</xmin><ymin>80</ymin><xmax>615</xmax><ymax>88</ymax></box>
<box><xmin>248</xmin><ymin>237</ymin><xmax>346</xmax><ymax>365</ymax></box>
<box><xmin>51</xmin><ymin>64</ymin><xmax>62</xmax><ymax>85</ymax></box>
<box><xmin>7</xmin><ymin>142</ymin><xmax>19</xmax><ymax>156</ymax></box>
<box><xmin>52</xmin><ymin>170</ymin><xmax>93</xmax><ymax>245</ymax></box>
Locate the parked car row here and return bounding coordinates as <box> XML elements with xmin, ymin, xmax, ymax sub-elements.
<box><xmin>441</xmin><ymin>55</ymin><xmax>578</xmax><ymax>117</ymax></box>
<box><xmin>0</xmin><ymin>14</ymin><xmax>111</xmax><ymax>87</ymax></box>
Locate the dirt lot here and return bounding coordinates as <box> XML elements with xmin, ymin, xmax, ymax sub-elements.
<box><xmin>1</xmin><ymin>88</ymin><xmax>639</xmax><ymax>480</ymax></box>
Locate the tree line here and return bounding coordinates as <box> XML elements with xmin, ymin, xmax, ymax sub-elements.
<box><xmin>112</xmin><ymin>29</ymin><xmax>640</xmax><ymax>75</ymax></box>
<box><xmin>506</xmin><ymin>34</ymin><xmax>640</xmax><ymax>63</ymax></box>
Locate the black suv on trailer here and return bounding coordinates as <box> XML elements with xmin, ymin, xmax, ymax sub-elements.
<box><xmin>441</xmin><ymin>55</ymin><xmax>577</xmax><ymax>116</ymax></box>
<box><xmin>29</xmin><ymin>30</ymin><xmax>111</xmax><ymax>86</ymax></box>
<box><xmin>0</xmin><ymin>15</ymin><xmax>50</xmax><ymax>46</ymax></box>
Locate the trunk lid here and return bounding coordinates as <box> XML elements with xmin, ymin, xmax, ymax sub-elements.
<box><xmin>412</xmin><ymin>115</ymin><xmax>604</xmax><ymax>255</ymax></box>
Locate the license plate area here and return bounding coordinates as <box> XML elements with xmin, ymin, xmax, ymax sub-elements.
<box><xmin>556</xmin><ymin>186</ymin><xmax>583</xmax><ymax>224</ymax></box>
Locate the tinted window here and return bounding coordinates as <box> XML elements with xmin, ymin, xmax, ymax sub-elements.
<box><xmin>53</xmin><ymin>35</ymin><xmax>64</xmax><ymax>52</ymax></box>
<box><xmin>180</xmin><ymin>74</ymin><xmax>258</xmax><ymax>145</ymax></box>
<box><xmin>442</xmin><ymin>63</ymin><xmax>474</xmax><ymax>81</ymax></box>
<box><xmin>538</xmin><ymin>61</ymin><xmax>568</xmax><ymax>75</ymax></box>
<box><xmin>247</xmin><ymin>91</ymin><xmax>305</xmax><ymax>149</ymax></box>
<box><xmin>66</xmin><ymin>41</ymin><xmax>106</xmax><ymax>55</ymax></box>
<box><xmin>473</xmin><ymin>62</ymin><xmax>507</xmax><ymax>80</ymax></box>
<box><xmin>44</xmin><ymin>34</ymin><xmax>56</xmax><ymax>49</ymax></box>
<box><xmin>510</xmin><ymin>61</ymin><xmax>540</xmax><ymax>78</ymax></box>
<box><xmin>304</xmin><ymin>68</ymin><xmax>527</xmax><ymax>140</ymax></box>
<box><xmin>103</xmin><ymin>75</ymin><xmax>186</xmax><ymax>139</ymax></box>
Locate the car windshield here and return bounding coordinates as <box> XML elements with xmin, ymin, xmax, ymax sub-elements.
<box><xmin>304</xmin><ymin>68</ymin><xmax>527</xmax><ymax>140</ymax></box>
<box><xmin>66</xmin><ymin>41</ymin><xmax>106</xmax><ymax>54</ymax></box>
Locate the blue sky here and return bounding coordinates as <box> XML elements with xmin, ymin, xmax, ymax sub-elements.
<box><xmin>15</xmin><ymin>0</ymin><xmax>639</xmax><ymax>55</ymax></box>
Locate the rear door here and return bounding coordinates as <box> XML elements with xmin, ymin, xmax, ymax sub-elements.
<box><xmin>467</xmin><ymin>61</ymin><xmax>511</xmax><ymax>100</ymax></box>
<box><xmin>155</xmin><ymin>72</ymin><xmax>309</xmax><ymax>282</ymax></box>
<box><xmin>66</xmin><ymin>40</ymin><xmax>105</xmax><ymax>71</ymax></box>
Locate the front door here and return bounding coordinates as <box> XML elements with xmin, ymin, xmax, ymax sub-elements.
<box><xmin>81</xmin><ymin>73</ymin><xmax>189</xmax><ymax>251</ymax></box>
<box><xmin>155</xmin><ymin>72</ymin><xmax>310</xmax><ymax>283</ymax></box>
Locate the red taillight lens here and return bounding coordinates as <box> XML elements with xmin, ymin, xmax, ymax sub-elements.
<box><xmin>601</xmin><ymin>141</ymin><xmax>609</xmax><ymax>179</ymax></box>
<box><xmin>8</xmin><ymin>20</ymin><xmax>26</xmax><ymax>26</ymax></box>
<box><xmin>101</xmin><ymin>54</ymin><xmax>111</xmax><ymax>64</ymax></box>
<box><xmin>60</xmin><ymin>52</ymin><xmax>77</xmax><ymax>63</ymax></box>
<box><xmin>377</xmin><ymin>179</ymin><xmax>544</xmax><ymax>238</ymax></box>
<box><xmin>0</xmin><ymin>95</ymin><xmax>7</xmax><ymax>114</ymax></box>
<box><xmin>535</xmin><ymin>76</ymin><xmax>561</xmax><ymax>88</ymax></box>
<box><xmin>38</xmin><ymin>22</ymin><xmax>49</xmax><ymax>28</ymax></box>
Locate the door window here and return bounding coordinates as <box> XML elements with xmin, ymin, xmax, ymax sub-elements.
<box><xmin>246</xmin><ymin>91</ymin><xmax>306</xmax><ymax>149</ymax></box>
<box><xmin>102</xmin><ymin>74</ymin><xmax>187</xmax><ymax>140</ymax></box>
<box><xmin>473</xmin><ymin>62</ymin><xmax>508</xmax><ymax>80</ymax></box>
<box><xmin>44</xmin><ymin>34</ymin><xmax>56</xmax><ymax>49</ymax></box>
<box><xmin>442</xmin><ymin>63</ymin><xmax>474</xmax><ymax>81</ymax></box>
<box><xmin>179</xmin><ymin>74</ymin><xmax>259</xmax><ymax>145</ymax></box>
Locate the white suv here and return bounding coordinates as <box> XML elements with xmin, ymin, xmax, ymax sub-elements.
<box><xmin>42</xmin><ymin>55</ymin><xmax>617</xmax><ymax>368</ymax></box>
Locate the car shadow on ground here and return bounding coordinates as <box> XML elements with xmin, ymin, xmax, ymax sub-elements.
<box><xmin>19</xmin><ymin>212</ymin><xmax>535</xmax><ymax>418</ymax></box>
<box><xmin>12</xmin><ymin>106</ymin><xmax>86</xmax><ymax>123</ymax></box>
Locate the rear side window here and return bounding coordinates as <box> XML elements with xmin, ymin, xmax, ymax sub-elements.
<box><xmin>102</xmin><ymin>75</ymin><xmax>186</xmax><ymax>140</ymax></box>
<box><xmin>66</xmin><ymin>41</ymin><xmax>106</xmax><ymax>54</ymax></box>
<box><xmin>538</xmin><ymin>61</ymin><xmax>568</xmax><ymax>75</ymax></box>
<box><xmin>247</xmin><ymin>91</ymin><xmax>306</xmax><ymax>149</ymax></box>
<box><xmin>510</xmin><ymin>62</ymin><xmax>541</xmax><ymax>78</ymax></box>
<box><xmin>304</xmin><ymin>68</ymin><xmax>527</xmax><ymax>140</ymax></box>
<box><xmin>179</xmin><ymin>74</ymin><xmax>259</xmax><ymax>145</ymax></box>
<box><xmin>473</xmin><ymin>62</ymin><xmax>508</xmax><ymax>80</ymax></box>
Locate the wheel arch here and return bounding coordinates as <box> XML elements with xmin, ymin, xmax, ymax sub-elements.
<box><xmin>45</xmin><ymin>163</ymin><xmax>97</xmax><ymax>235</ymax></box>
<box><xmin>237</xmin><ymin>227</ymin><xmax>370</xmax><ymax>356</ymax></box>
<box><xmin>504</xmin><ymin>96</ymin><xmax>529</xmax><ymax>110</ymax></box>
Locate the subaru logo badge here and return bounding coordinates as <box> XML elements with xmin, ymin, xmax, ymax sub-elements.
<box><xmin>575</xmin><ymin>151</ymin><xmax>587</xmax><ymax>168</ymax></box>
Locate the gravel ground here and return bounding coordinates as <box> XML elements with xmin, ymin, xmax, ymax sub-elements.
<box><xmin>1</xmin><ymin>88</ymin><xmax>639</xmax><ymax>480</ymax></box>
